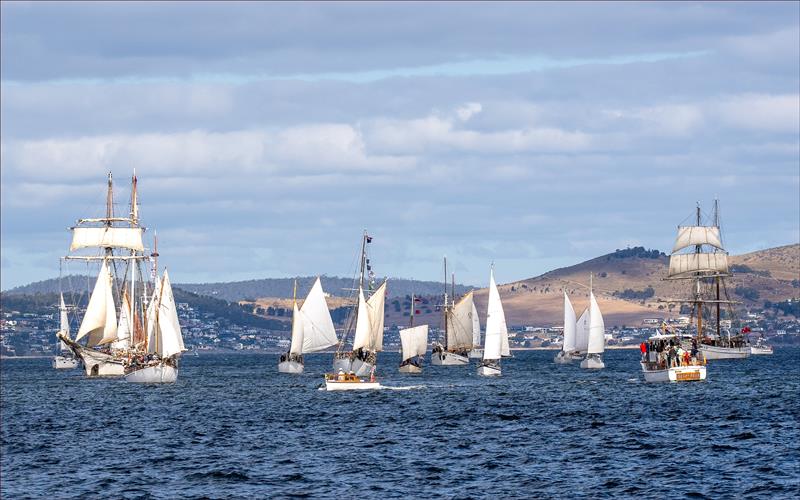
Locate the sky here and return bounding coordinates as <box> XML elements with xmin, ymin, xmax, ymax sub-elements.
<box><xmin>1</xmin><ymin>1</ymin><xmax>798</xmax><ymax>290</ymax></box>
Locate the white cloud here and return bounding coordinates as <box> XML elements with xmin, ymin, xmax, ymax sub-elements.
<box><xmin>714</xmin><ymin>93</ymin><xmax>800</xmax><ymax>134</ymax></box>
<box><xmin>456</xmin><ymin>102</ymin><xmax>482</xmax><ymax>121</ymax></box>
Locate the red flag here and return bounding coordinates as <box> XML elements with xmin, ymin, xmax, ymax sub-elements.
<box><xmin>415</xmin><ymin>310</ymin><xmax>421</xmax><ymax>315</ymax></box>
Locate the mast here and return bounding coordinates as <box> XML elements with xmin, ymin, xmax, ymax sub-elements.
<box><xmin>359</xmin><ymin>230</ymin><xmax>367</xmax><ymax>291</ymax></box>
<box><xmin>714</xmin><ymin>198</ymin><xmax>721</xmax><ymax>340</ymax></box>
<box><xmin>695</xmin><ymin>203</ymin><xmax>702</xmax><ymax>342</ymax></box>
<box><xmin>409</xmin><ymin>293</ymin><xmax>414</xmax><ymax>328</ymax></box>
<box><xmin>129</xmin><ymin>171</ymin><xmax>137</xmax><ymax>351</ymax></box>
<box><xmin>443</xmin><ymin>256</ymin><xmax>448</xmax><ymax>350</ymax></box>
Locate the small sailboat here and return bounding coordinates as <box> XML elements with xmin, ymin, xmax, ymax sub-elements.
<box><xmin>478</xmin><ymin>266</ymin><xmax>506</xmax><ymax>377</ymax></box>
<box><xmin>52</xmin><ymin>293</ymin><xmax>79</xmax><ymax>369</ymax></box>
<box><xmin>398</xmin><ymin>298</ymin><xmax>428</xmax><ymax>374</ymax></box>
<box><xmin>750</xmin><ymin>336</ymin><xmax>773</xmax><ymax>355</ymax></box>
<box><xmin>640</xmin><ymin>332</ymin><xmax>707</xmax><ymax>383</ymax></box>
<box><xmin>580</xmin><ymin>279</ymin><xmax>606</xmax><ymax>369</ymax></box>
<box><xmin>554</xmin><ymin>291</ymin><xmax>577</xmax><ymax>364</ymax></box>
<box><xmin>467</xmin><ymin>301</ymin><xmax>483</xmax><ymax>359</ymax></box>
<box><xmin>125</xmin><ymin>270</ymin><xmax>186</xmax><ymax>383</ymax></box>
<box><xmin>431</xmin><ymin>258</ymin><xmax>473</xmax><ymax>365</ymax></box>
<box><xmin>278</xmin><ymin>277</ymin><xmax>338</xmax><ymax>374</ymax></box>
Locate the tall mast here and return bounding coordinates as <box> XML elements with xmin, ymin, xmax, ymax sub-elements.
<box><xmin>409</xmin><ymin>293</ymin><xmax>415</xmax><ymax>327</ymax></box>
<box><xmin>443</xmin><ymin>256</ymin><xmax>448</xmax><ymax>350</ymax></box>
<box><xmin>151</xmin><ymin>231</ymin><xmax>159</xmax><ymax>284</ymax></box>
<box><xmin>105</xmin><ymin>171</ymin><xmax>114</xmax><ymax>227</ymax></box>
<box><xmin>714</xmin><ymin>198</ymin><xmax>721</xmax><ymax>340</ymax></box>
<box><xmin>358</xmin><ymin>230</ymin><xmax>367</xmax><ymax>292</ymax></box>
<box><xmin>695</xmin><ymin>203</ymin><xmax>702</xmax><ymax>342</ymax></box>
<box><xmin>451</xmin><ymin>272</ymin><xmax>455</xmax><ymax>304</ymax></box>
<box><xmin>129</xmin><ymin>171</ymin><xmax>137</xmax><ymax>351</ymax></box>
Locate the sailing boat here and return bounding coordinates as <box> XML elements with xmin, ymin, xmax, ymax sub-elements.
<box><xmin>52</xmin><ymin>293</ymin><xmax>79</xmax><ymax>369</ymax></box>
<box><xmin>332</xmin><ymin>231</ymin><xmax>388</xmax><ymax>377</ymax></box>
<box><xmin>478</xmin><ymin>266</ymin><xmax>507</xmax><ymax>377</ymax></box>
<box><xmin>125</xmin><ymin>269</ymin><xmax>186</xmax><ymax>383</ymax></box>
<box><xmin>431</xmin><ymin>258</ymin><xmax>473</xmax><ymax>365</ymax></box>
<box><xmin>278</xmin><ymin>277</ymin><xmax>339</xmax><ymax>374</ymax></box>
<box><xmin>398</xmin><ymin>294</ymin><xmax>429</xmax><ymax>374</ymax></box>
<box><xmin>554</xmin><ymin>291</ymin><xmax>577</xmax><ymax>364</ymax></box>
<box><xmin>664</xmin><ymin>201</ymin><xmax>749</xmax><ymax>360</ymax></box>
<box><xmin>580</xmin><ymin>280</ymin><xmax>606</xmax><ymax>369</ymax></box>
<box><xmin>58</xmin><ymin>172</ymin><xmax>150</xmax><ymax>377</ymax></box>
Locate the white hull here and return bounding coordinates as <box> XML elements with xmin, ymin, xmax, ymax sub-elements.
<box><xmin>324</xmin><ymin>380</ymin><xmax>381</xmax><ymax>391</ymax></box>
<box><xmin>700</xmin><ymin>344</ymin><xmax>750</xmax><ymax>360</ymax></box>
<box><xmin>553</xmin><ymin>351</ymin><xmax>572</xmax><ymax>364</ymax></box>
<box><xmin>750</xmin><ymin>345</ymin><xmax>773</xmax><ymax>355</ymax></box>
<box><xmin>468</xmin><ymin>349</ymin><xmax>483</xmax><ymax>359</ymax></box>
<box><xmin>52</xmin><ymin>356</ymin><xmax>79</xmax><ymax>369</ymax></box>
<box><xmin>278</xmin><ymin>360</ymin><xmax>304</xmax><ymax>374</ymax></box>
<box><xmin>430</xmin><ymin>351</ymin><xmax>469</xmax><ymax>366</ymax></box>
<box><xmin>477</xmin><ymin>364</ymin><xmax>501</xmax><ymax>377</ymax></box>
<box><xmin>641</xmin><ymin>362</ymin><xmax>707</xmax><ymax>383</ymax></box>
<box><xmin>332</xmin><ymin>357</ymin><xmax>352</xmax><ymax>373</ymax></box>
<box><xmin>124</xmin><ymin>364</ymin><xmax>178</xmax><ymax>383</ymax></box>
<box><xmin>398</xmin><ymin>363</ymin><xmax>422</xmax><ymax>374</ymax></box>
<box><xmin>59</xmin><ymin>334</ymin><xmax>126</xmax><ymax>377</ymax></box>
<box><xmin>580</xmin><ymin>354</ymin><xmax>605</xmax><ymax>369</ymax></box>
<box><xmin>352</xmin><ymin>359</ymin><xmax>374</xmax><ymax>377</ymax></box>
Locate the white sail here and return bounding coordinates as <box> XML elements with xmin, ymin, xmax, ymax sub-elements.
<box><xmin>300</xmin><ymin>277</ymin><xmax>338</xmax><ymax>353</ymax></box>
<box><xmin>70</xmin><ymin>227</ymin><xmax>144</xmax><ymax>252</ymax></box>
<box><xmin>75</xmin><ymin>260</ymin><xmax>118</xmax><ymax>347</ymax></box>
<box><xmin>668</xmin><ymin>252</ymin><xmax>729</xmax><ymax>277</ymax></box>
<box><xmin>574</xmin><ymin>308</ymin><xmax>589</xmax><ymax>353</ymax></box>
<box><xmin>562</xmin><ymin>292</ymin><xmax>577</xmax><ymax>352</ymax></box>
<box><xmin>587</xmin><ymin>292</ymin><xmax>605</xmax><ymax>354</ymax></box>
<box><xmin>58</xmin><ymin>293</ymin><xmax>70</xmax><ymax>351</ymax></box>
<box><xmin>471</xmin><ymin>302</ymin><xmax>481</xmax><ymax>348</ymax></box>
<box><xmin>483</xmin><ymin>269</ymin><xmax>507</xmax><ymax>361</ymax></box>
<box><xmin>154</xmin><ymin>270</ymin><xmax>185</xmax><ymax>358</ymax></box>
<box><xmin>145</xmin><ymin>281</ymin><xmax>161</xmax><ymax>351</ymax></box>
<box><xmin>447</xmin><ymin>291</ymin><xmax>475</xmax><ymax>350</ymax></box>
<box><xmin>400</xmin><ymin>324</ymin><xmax>429</xmax><ymax>362</ymax></box>
<box><xmin>366</xmin><ymin>281</ymin><xmax>387</xmax><ymax>352</ymax></box>
<box><xmin>111</xmin><ymin>292</ymin><xmax>131</xmax><ymax>350</ymax></box>
<box><xmin>352</xmin><ymin>287</ymin><xmax>371</xmax><ymax>351</ymax></box>
<box><xmin>289</xmin><ymin>301</ymin><xmax>303</xmax><ymax>356</ymax></box>
<box><xmin>672</xmin><ymin>226</ymin><xmax>723</xmax><ymax>253</ymax></box>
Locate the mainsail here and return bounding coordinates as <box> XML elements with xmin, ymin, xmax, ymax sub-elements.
<box><xmin>483</xmin><ymin>268</ymin><xmax>507</xmax><ymax>361</ymax></box>
<box><xmin>471</xmin><ymin>302</ymin><xmax>481</xmax><ymax>348</ymax></box>
<box><xmin>351</xmin><ymin>281</ymin><xmax>387</xmax><ymax>352</ymax></box>
<box><xmin>289</xmin><ymin>301</ymin><xmax>304</xmax><ymax>356</ymax></box>
<box><xmin>447</xmin><ymin>291</ymin><xmax>475</xmax><ymax>350</ymax></box>
<box><xmin>75</xmin><ymin>260</ymin><xmax>118</xmax><ymax>347</ymax></box>
<box><xmin>300</xmin><ymin>277</ymin><xmax>338</xmax><ymax>353</ymax></box>
<box><xmin>562</xmin><ymin>292</ymin><xmax>577</xmax><ymax>353</ymax></box>
<box><xmin>400</xmin><ymin>325</ymin><xmax>429</xmax><ymax>362</ymax></box>
<box><xmin>587</xmin><ymin>292</ymin><xmax>605</xmax><ymax>354</ymax></box>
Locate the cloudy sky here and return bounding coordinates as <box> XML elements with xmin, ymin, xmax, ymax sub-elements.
<box><xmin>2</xmin><ymin>1</ymin><xmax>798</xmax><ymax>290</ymax></box>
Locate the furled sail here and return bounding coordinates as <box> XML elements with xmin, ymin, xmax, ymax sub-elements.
<box><xmin>672</xmin><ymin>226</ymin><xmax>723</xmax><ymax>253</ymax></box>
<box><xmin>447</xmin><ymin>291</ymin><xmax>475</xmax><ymax>350</ymax></box>
<box><xmin>366</xmin><ymin>281</ymin><xmax>387</xmax><ymax>352</ymax></box>
<box><xmin>300</xmin><ymin>277</ymin><xmax>338</xmax><ymax>353</ymax></box>
<box><xmin>111</xmin><ymin>292</ymin><xmax>131</xmax><ymax>350</ymax></box>
<box><xmin>352</xmin><ymin>287</ymin><xmax>371</xmax><ymax>350</ymax></box>
<box><xmin>574</xmin><ymin>308</ymin><xmax>589</xmax><ymax>353</ymax></box>
<box><xmin>289</xmin><ymin>301</ymin><xmax>304</xmax><ymax>356</ymax></box>
<box><xmin>562</xmin><ymin>292</ymin><xmax>577</xmax><ymax>353</ymax></box>
<box><xmin>471</xmin><ymin>302</ymin><xmax>481</xmax><ymax>348</ymax></box>
<box><xmin>400</xmin><ymin>324</ymin><xmax>429</xmax><ymax>362</ymax></box>
<box><xmin>587</xmin><ymin>292</ymin><xmax>605</xmax><ymax>354</ymax></box>
<box><xmin>483</xmin><ymin>269</ymin><xmax>507</xmax><ymax>361</ymax></box>
<box><xmin>70</xmin><ymin>227</ymin><xmax>144</xmax><ymax>251</ymax></box>
<box><xmin>58</xmin><ymin>293</ymin><xmax>70</xmax><ymax>351</ymax></box>
<box><xmin>668</xmin><ymin>253</ymin><xmax>729</xmax><ymax>277</ymax></box>
<box><xmin>75</xmin><ymin>260</ymin><xmax>118</xmax><ymax>347</ymax></box>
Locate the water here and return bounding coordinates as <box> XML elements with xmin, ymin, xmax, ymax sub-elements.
<box><xmin>2</xmin><ymin>349</ymin><xmax>799</xmax><ymax>498</ymax></box>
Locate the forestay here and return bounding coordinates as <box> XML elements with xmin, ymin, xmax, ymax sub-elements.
<box><xmin>75</xmin><ymin>260</ymin><xmax>118</xmax><ymax>347</ymax></box>
<box><xmin>400</xmin><ymin>325</ymin><xmax>429</xmax><ymax>362</ymax></box>
<box><xmin>70</xmin><ymin>227</ymin><xmax>144</xmax><ymax>252</ymax></box>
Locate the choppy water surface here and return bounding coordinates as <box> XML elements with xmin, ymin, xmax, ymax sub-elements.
<box><xmin>2</xmin><ymin>349</ymin><xmax>799</xmax><ymax>498</ymax></box>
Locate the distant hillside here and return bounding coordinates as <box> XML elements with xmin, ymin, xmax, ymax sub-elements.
<box><xmin>473</xmin><ymin>244</ymin><xmax>799</xmax><ymax>327</ymax></box>
<box><xmin>4</xmin><ymin>275</ymin><xmax>93</xmax><ymax>295</ymax></box>
<box><xmin>176</xmin><ymin>276</ymin><xmax>475</xmax><ymax>301</ymax></box>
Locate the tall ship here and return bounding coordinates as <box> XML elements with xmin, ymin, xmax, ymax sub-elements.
<box><xmin>58</xmin><ymin>172</ymin><xmax>152</xmax><ymax>377</ymax></box>
<box><xmin>665</xmin><ymin>201</ymin><xmax>749</xmax><ymax>360</ymax></box>
<box><xmin>478</xmin><ymin>266</ymin><xmax>507</xmax><ymax>377</ymax></box>
<box><xmin>52</xmin><ymin>293</ymin><xmax>79</xmax><ymax>369</ymax></box>
<box><xmin>431</xmin><ymin>258</ymin><xmax>478</xmax><ymax>366</ymax></box>
<box><xmin>332</xmin><ymin>231</ymin><xmax>388</xmax><ymax>377</ymax></box>
<box><xmin>278</xmin><ymin>277</ymin><xmax>339</xmax><ymax>374</ymax></box>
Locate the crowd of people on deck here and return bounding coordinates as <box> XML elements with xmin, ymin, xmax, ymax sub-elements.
<box><xmin>639</xmin><ymin>337</ymin><xmax>705</xmax><ymax>369</ymax></box>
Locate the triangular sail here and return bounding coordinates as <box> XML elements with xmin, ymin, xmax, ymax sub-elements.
<box><xmin>562</xmin><ymin>292</ymin><xmax>576</xmax><ymax>352</ymax></box>
<box><xmin>145</xmin><ymin>282</ymin><xmax>161</xmax><ymax>352</ymax></box>
<box><xmin>471</xmin><ymin>302</ymin><xmax>481</xmax><ymax>348</ymax></box>
<box><xmin>483</xmin><ymin>268</ymin><xmax>507</xmax><ymax>361</ymax></box>
<box><xmin>75</xmin><ymin>260</ymin><xmax>118</xmax><ymax>347</ymax></box>
<box><xmin>366</xmin><ymin>281</ymin><xmax>387</xmax><ymax>351</ymax></box>
<box><xmin>447</xmin><ymin>291</ymin><xmax>475</xmax><ymax>350</ymax></box>
<box><xmin>58</xmin><ymin>293</ymin><xmax>70</xmax><ymax>351</ymax></box>
<box><xmin>300</xmin><ymin>277</ymin><xmax>338</xmax><ymax>353</ymax></box>
<box><xmin>574</xmin><ymin>308</ymin><xmax>589</xmax><ymax>353</ymax></box>
<box><xmin>351</xmin><ymin>287</ymin><xmax>371</xmax><ymax>351</ymax></box>
<box><xmin>111</xmin><ymin>292</ymin><xmax>132</xmax><ymax>350</ymax></box>
<box><xmin>154</xmin><ymin>270</ymin><xmax>185</xmax><ymax>358</ymax></box>
<box><xmin>587</xmin><ymin>292</ymin><xmax>605</xmax><ymax>354</ymax></box>
<box><xmin>289</xmin><ymin>301</ymin><xmax>304</xmax><ymax>355</ymax></box>
<box><xmin>400</xmin><ymin>324</ymin><xmax>429</xmax><ymax>362</ymax></box>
